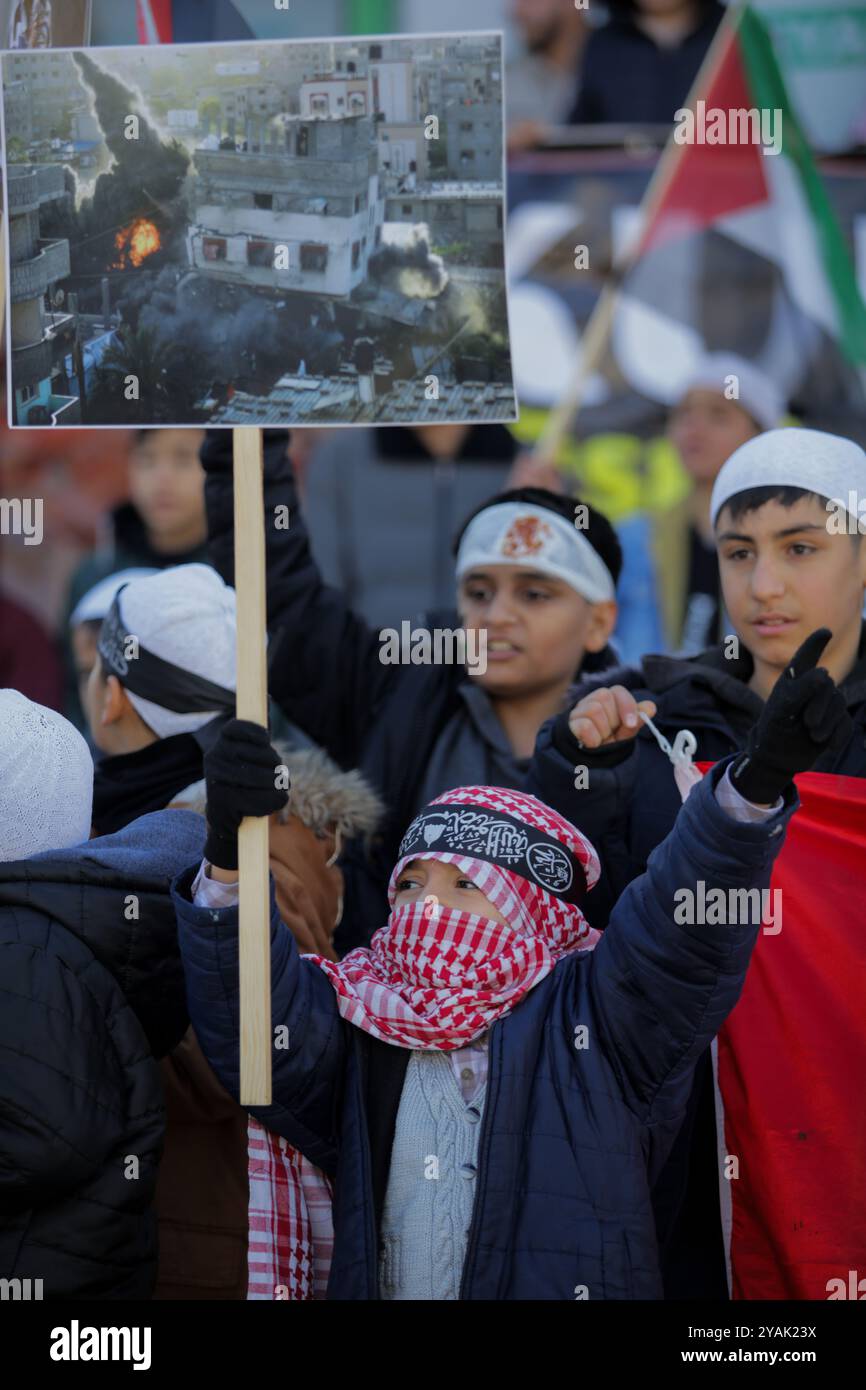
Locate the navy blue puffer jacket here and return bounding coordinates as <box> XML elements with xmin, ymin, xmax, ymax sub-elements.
<box><xmin>175</xmin><ymin>762</ymin><xmax>794</xmax><ymax>1300</ymax></box>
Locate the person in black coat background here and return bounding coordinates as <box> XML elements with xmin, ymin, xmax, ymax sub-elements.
<box><xmin>0</xmin><ymin>690</ymin><xmax>204</xmax><ymax>1298</ymax></box>
<box><xmin>569</xmin><ymin>0</ymin><xmax>725</xmax><ymax>126</ymax></box>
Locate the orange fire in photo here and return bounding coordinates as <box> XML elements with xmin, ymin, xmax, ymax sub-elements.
<box><xmin>113</xmin><ymin>218</ymin><xmax>162</xmax><ymax>269</ymax></box>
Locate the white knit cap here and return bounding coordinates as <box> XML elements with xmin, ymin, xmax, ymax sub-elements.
<box><xmin>711</xmin><ymin>427</ymin><xmax>866</xmax><ymax>528</ymax></box>
<box><xmin>0</xmin><ymin>690</ymin><xmax>93</xmax><ymax>860</ymax></box>
<box><xmin>455</xmin><ymin>502</ymin><xmax>615</xmax><ymax>603</ymax></box>
<box><xmin>70</xmin><ymin>567</ymin><xmax>159</xmax><ymax>627</ymax></box>
<box><xmin>115</xmin><ymin>564</ymin><xmax>237</xmax><ymax>739</ymax></box>
<box><xmin>681</xmin><ymin>353</ymin><xmax>784</xmax><ymax>431</ymax></box>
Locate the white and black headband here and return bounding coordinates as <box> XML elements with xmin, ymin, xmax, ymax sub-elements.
<box><xmin>398</xmin><ymin>802</ymin><xmax>587</xmax><ymax>905</ymax></box>
<box><xmin>98</xmin><ymin>589</ymin><xmax>236</xmax><ymax>718</ymax></box>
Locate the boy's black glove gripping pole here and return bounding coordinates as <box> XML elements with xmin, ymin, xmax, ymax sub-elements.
<box><xmin>732</xmin><ymin>628</ymin><xmax>853</xmax><ymax>805</ymax></box>
<box><xmin>203</xmin><ymin>719</ymin><xmax>289</xmax><ymax>870</ymax></box>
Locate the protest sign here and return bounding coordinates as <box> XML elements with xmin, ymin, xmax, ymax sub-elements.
<box><xmin>2</xmin><ymin>31</ymin><xmax>514</xmax><ymax>429</ymax></box>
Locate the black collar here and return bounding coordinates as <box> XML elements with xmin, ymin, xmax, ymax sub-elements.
<box><xmin>374</xmin><ymin>425</ymin><xmax>519</xmax><ymax>465</ymax></box>
<box><xmin>642</xmin><ymin>623</ymin><xmax>866</xmax><ymax>712</ymax></box>
<box><xmin>91</xmin><ymin>734</ymin><xmax>204</xmax><ymax>836</ymax></box>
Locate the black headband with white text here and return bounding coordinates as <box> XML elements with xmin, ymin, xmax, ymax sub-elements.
<box><xmin>397</xmin><ymin>803</ymin><xmax>586</xmax><ymax>905</ymax></box>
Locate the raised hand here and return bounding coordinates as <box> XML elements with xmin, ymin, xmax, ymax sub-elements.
<box><xmin>732</xmin><ymin>628</ymin><xmax>853</xmax><ymax>804</ymax></box>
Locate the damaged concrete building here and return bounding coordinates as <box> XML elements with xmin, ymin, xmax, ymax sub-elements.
<box><xmin>186</xmin><ymin>114</ymin><xmax>385</xmax><ymax>299</ymax></box>
<box><xmin>7</xmin><ymin>163</ymin><xmax>79</xmax><ymax>425</ymax></box>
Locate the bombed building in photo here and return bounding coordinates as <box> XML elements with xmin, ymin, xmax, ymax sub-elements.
<box><xmin>3</xmin><ymin>32</ymin><xmax>512</xmax><ymax>428</ymax></box>
<box><xmin>444</xmin><ymin>102</ymin><xmax>502</xmax><ymax>182</ymax></box>
<box><xmin>385</xmin><ymin>183</ymin><xmax>504</xmax><ymax>261</ymax></box>
<box><xmin>6</xmin><ymin>163</ymin><xmax>79</xmax><ymax>425</ymax></box>
<box><xmin>186</xmin><ymin>114</ymin><xmax>385</xmax><ymax>298</ymax></box>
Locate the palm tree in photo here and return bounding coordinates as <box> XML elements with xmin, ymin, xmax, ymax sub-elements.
<box><xmin>99</xmin><ymin>323</ymin><xmax>171</xmax><ymax>421</ymax></box>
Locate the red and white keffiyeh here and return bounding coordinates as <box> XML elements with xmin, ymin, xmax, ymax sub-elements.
<box><xmin>316</xmin><ymin>784</ymin><xmax>601</xmax><ymax>1050</ymax></box>
<box><xmin>247</xmin><ymin>1120</ymin><xmax>334</xmax><ymax>1301</ymax></box>
<box><xmin>248</xmin><ymin>785</ymin><xmax>600</xmax><ymax>1298</ymax></box>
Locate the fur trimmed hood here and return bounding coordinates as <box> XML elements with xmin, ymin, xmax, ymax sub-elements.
<box><xmin>273</xmin><ymin>744</ymin><xmax>384</xmax><ymax>840</ymax></box>
<box><xmin>181</xmin><ymin>744</ymin><xmax>384</xmax><ymax>841</ymax></box>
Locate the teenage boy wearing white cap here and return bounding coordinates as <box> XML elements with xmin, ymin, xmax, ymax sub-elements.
<box><xmin>648</xmin><ymin>353</ymin><xmax>785</xmax><ymax>655</ymax></box>
<box><xmin>527</xmin><ymin>425</ymin><xmax>866</xmax><ymax>1299</ymax></box>
<box><xmin>199</xmin><ymin>430</ymin><xmax>623</xmax><ymax>953</ymax></box>
<box><xmin>69</xmin><ymin>567</ymin><xmax>159</xmax><ymax>749</ymax></box>
<box><xmin>83</xmin><ymin>563</ymin><xmax>237</xmax><ymax>835</ymax></box>
<box><xmin>63</xmin><ymin>428</ymin><xmax>208</xmax><ymax>731</ymax></box>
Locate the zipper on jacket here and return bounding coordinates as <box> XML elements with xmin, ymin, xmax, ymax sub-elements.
<box><xmin>353</xmin><ymin>1032</ymin><xmax>381</xmax><ymax>1299</ymax></box>
<box><xmin>457</xmin><ymin>1021</ymin><xmax>498</xmax><ymax>1301</ymax></box>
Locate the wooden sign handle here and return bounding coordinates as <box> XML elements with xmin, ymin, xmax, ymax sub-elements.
<box><xmin>232</xmin><ymin>426</ymin><xmax>272</xmax><ymax>1106</ymax></box>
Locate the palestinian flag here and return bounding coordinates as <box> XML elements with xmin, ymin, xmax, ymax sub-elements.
<box><xmin>707</xmin><ymin>769</ymin><xmax>866</xmax><ymax>1300</ymax></box>
<box><xmin>135</xmin><ymin>0</ymin><xmax>252</xmax><ymax>44</ymax></box>
<box><xmin>135</xmin><ymin>0</ymin><xmax>172</xmax><ymax>43</ymax></box>
<box><xmin>612</xmin><ymin>3</ymin><xmax>866</xmax><ymax>423</ymax></box>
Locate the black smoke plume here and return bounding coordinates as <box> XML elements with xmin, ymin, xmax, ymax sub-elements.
<box><xmin>96</xmin><ymin>269</ymin><xmax>346</xmax><ymax>418</ymax></box>
<box><xmin>41</xmin><ymin>55</ymin><xmax>189</xmax><ymax>275</ymax></box>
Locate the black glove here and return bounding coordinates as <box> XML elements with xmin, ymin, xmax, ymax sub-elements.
<box><xmin>732</xmin><ymin>628</ymin><xmax>853</xmax><ymax>804</ymax></box>
<box><xmin>203</xmin><ymin>719</ymin><xmax>289</xmax><ymax>870</ymax></box>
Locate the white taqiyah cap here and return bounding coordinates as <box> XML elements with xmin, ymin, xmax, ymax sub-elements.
<box><xmin>115</xmin><ymin>564</ymin><xmax>237</xmax><ymax>740</ymax></box>
<box><xmin>711</xmin><ymin>427</ymin><xmax>866</xmax><ymax>527</ymax></box>
<box><xmin>681</xmin><ymin>353</ymin><xmax>785</xmax><ymax>432</ymax></box>
<box><xmin>0</xmin><ymin>690</ymin><xmax>93</xmax><ymax>860</ymax></box>
<box><xmin>70</xmin><ymin>567</ymin><xmax>159</xmax><ymax>627</ymax></box>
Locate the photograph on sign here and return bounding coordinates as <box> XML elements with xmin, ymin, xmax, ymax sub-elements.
<box><xmin>0</xmin><ymin>0</ymin><xmax>92</xmax><ymax>49</ymax></box>
<box><xmin>2</xmin><ymin>31</ymin><xmax>515</xmax><ymax>428</ymax></box>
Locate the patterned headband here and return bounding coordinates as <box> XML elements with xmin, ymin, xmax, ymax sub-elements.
<box><xmin>397</xmin><ymin>801</ymin><xmax>586</xmax><ymax>906</ymax></box>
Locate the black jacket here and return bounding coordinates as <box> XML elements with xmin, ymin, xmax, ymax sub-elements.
<box><xmin>0</xmin><ymin>810</ymin><xmax>204</xmax><ymax>1299</ymax></box>
<box><xmin>527</xmin><ymin>630</ymin><xmax>866</xmax><ymax>1298</ymax></box>
<box><xmin>202</xmin><ymin>430</ymin><xmax>615</xmax><ymax>952</ymax></box>
<box><xmin>570</xmin><ymin>2</ymin><xmax>725</xmax><ymax>126</ymax></box>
